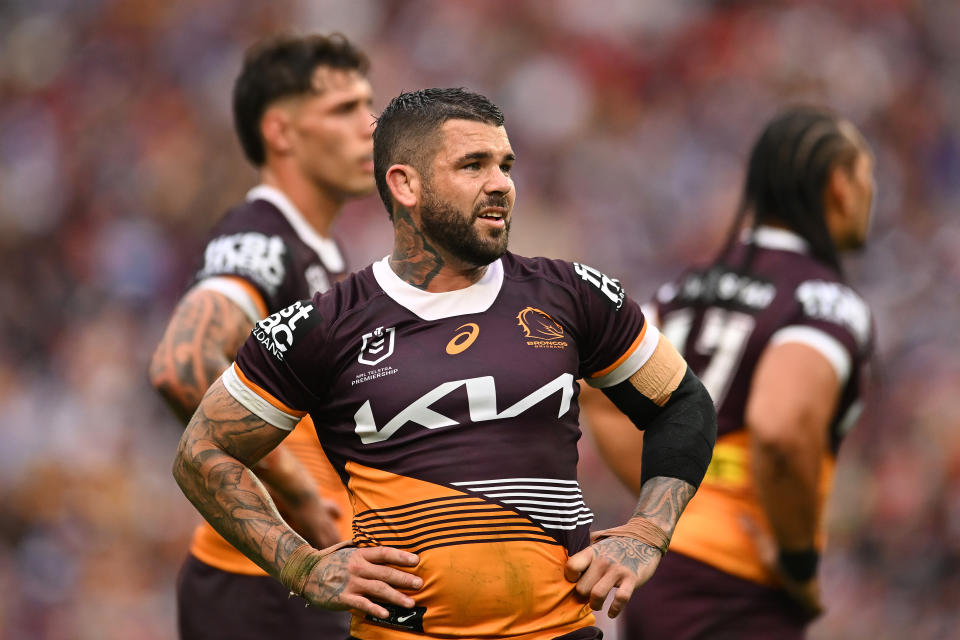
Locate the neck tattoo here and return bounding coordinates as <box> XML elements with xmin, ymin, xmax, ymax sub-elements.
<box><xmin>390</xmin><ymin>206</ymin><xmax>444</xmax><ymax>290</ymax></box>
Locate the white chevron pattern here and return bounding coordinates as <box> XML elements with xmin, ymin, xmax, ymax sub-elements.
<box><xmin>451</xmin><ymin>478</ymin><xmax>594</xmax><ymax>530</ymax></box>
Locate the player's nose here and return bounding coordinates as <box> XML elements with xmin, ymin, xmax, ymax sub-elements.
<box><xmin>484</xmin><ymin>167</ymin><xmax>512</xmax><ymax>196</ymax></box>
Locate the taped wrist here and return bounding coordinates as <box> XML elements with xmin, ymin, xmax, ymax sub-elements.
<box><xmin>280</xmin><ymin>540</ymin><xmax>354</xmax><ymax>597</ymax></box>
<box><xmin>778</xmin><ymin>548</ymin><xmax>819</xmax><ymax>583</ymax></box>
<box><xmin>591</xmin><ymin>518</ymin><xmax>670</xmax><ymax>555</ymax></box>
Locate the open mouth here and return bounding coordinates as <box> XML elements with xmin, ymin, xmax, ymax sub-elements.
<box><xmin>477</xmin><ymin>208</ymin><xmax>507</xmax><ymax>223</ymax></box>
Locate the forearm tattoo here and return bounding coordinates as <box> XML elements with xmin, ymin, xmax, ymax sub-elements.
<box><xmin>173</xmin><ymin>382</ymin><xmax>303</xmax><ymax>577</ymax></box>
<box><xmin>150</xmin><ymin>288</ymin><xmax>253</xmax><ymax>423</ymax></box>
<box><xmin>389</xmin><ymin>206</ymin><xmax>445</xmax><ymax>289</ymax></box>
<box><xmin>632</xmin><ymin>475</ymin><xmax>697</xmax><ymax>537</ymax></box>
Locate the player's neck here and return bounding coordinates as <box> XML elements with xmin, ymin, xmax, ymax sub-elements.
<box><xmin>259</xmin><ymin>167</ymin><xmax>342</xmax><ymax>237</ymax></box>
<box><xmin>389</xmin><ymin>206</ymin><xmax>488</xmax><ymax>292</ymax></box>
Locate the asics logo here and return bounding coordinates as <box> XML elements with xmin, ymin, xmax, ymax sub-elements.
<box><xmin>446</xmin><ymin>323</ymin><xmax>479</xmax><ymax>355</ymax></box>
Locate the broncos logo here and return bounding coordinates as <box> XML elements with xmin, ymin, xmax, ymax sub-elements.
<box><xmin>516</xmin><ymin>307</ymin><xmax>565</xmax><ymax>341</ymax></box>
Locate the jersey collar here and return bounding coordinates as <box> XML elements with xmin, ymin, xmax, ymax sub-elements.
<box><xmin>372</xmin><ymin>256</ymin><xmax>504</xmax><ymax>321</ymax></box>
<box><xmin>246</xmin><ymin>184</ymin><xmax>345</xmax><ymax>272</ymax></box>
<box><xmin>745</xmin><ymin>226</ymin><xmax>809</xmax><ymax>254</ymax></box>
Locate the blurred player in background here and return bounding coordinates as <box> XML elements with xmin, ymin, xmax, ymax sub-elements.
<box><xmin>584</xmin><ymin>106</ymin><xmax>875</xmax><ymax>638</ymax></box>
<box><xmin>149</xmin><ymin>33</ymin><xmax>375</xmax><ymax>639</ymax></box>
<box><xmin>171</xmin><ymin>87</ymin><xmax>717</xmax><ymax>640</ymax></box>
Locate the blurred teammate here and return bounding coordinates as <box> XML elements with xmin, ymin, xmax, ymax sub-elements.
<box><xmin>584</xmin><ymin>106</ymin><xmax>875</xmax><ymax>638</ymax></box>
<box><xmin>171</xmin><ymin>87</ymin><xmax>717</xmax><ymax>639</ymax></box>
<box><xmin>149</xmin><ymin>33</ymin><xmax>376</xmax><ymax>639</ymax></box>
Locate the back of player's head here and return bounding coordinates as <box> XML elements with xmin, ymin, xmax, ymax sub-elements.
<box><xmin>233</xmin><ymin>33</ymin><xmax>369</xmax><ymax>166</ymax></box>
<box><xmin>373</xmin><ymin>88</ymin><xmax>505</xmax><ymax>218</ymax></box>
<box><xmin>728</xmin><ymin>105</ymin><xmax>867</xmax><ymax>273</ymax></box>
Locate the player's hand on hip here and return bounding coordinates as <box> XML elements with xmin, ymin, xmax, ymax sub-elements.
<box><xmin>302</xmin><ymin>546</ymin><xmax>422</xmax><ymax>618</ymax></box>
<box><xmin>564</xmin><ymin>536</ymin><xmax>662</xmax><ymax>618</ymax></box>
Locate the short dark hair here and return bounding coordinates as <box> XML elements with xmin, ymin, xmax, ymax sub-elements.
<box><xmin>232</xmin><ymin>33</ymin><xmax>369</xmax><ymax>166</ymax></box>
<box><xmin>719</xmin><ymin>105</ymin><xmax>866</xmax><ymax>274</ymax></box>
<box><xmin>373</xmin><ymin>88</ymin><xmax>505</xmax><ymax>217</ymax></box>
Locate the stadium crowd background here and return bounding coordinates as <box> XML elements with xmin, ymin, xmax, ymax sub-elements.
<box><xmin>1</xmin><ymin>0</ymin><xmax>958</xmax><ymax>638</ymax></box>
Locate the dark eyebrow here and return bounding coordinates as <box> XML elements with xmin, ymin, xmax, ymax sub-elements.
<box><xmin>456</xmin><ymin>151</ymin><xmax>516</xmax><ymax>164</ymax></box>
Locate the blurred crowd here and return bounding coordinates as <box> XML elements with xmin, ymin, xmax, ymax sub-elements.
<box><xmin>1</xmin><ymin>0</ymin><xmax>958</xmax><ymax>638</ymax></box>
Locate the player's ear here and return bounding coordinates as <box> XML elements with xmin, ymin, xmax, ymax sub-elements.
<box><xmin>260</xmin><ymin>104</ymin><xmax>295</xmax><ymax>158</ymax></box>
<box><xmin>824</xmin><ymin>162</ymin><xmax>855</xmax><ymax>224</ymax></box>
<box><xmin>385</xmin><ymin>164</ymin><xmax>419</xmax><ymax>209</ymax></box>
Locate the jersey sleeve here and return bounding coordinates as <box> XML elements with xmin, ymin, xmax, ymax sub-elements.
<box><xmin>193</xmin><ymin>218</ymin><xmax>292</xmax><ymax>314</ymax></box>
<box><xmin>222</xmin><ymin>298</ymin><xmax>326</xmax><ymax>430</ymax></box>
<box><xmin>771</xmin><ymin>279</ymin><xmax>873</xmax><ymax>386</ymax></box>
<box><xmin>565</xmin><ymin>261</ymin><xmax>658</xmax><ymax>388</ymax></box>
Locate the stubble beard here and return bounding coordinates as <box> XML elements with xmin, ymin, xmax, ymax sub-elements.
<box><xmin>419</xmin><ymin>187</ymin><xmax>511</xmax><ymax>267</ymax></box>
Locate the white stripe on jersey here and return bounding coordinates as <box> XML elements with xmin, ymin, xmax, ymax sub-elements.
<box><xmin>452</xmin><ymin>478</ymin><xmax>595</xmax><ymax>530</ymax></box>
<box><xmin>221</xmin><ymin>366</ymin><xmax>300</xmax><ymax>431</ymax></box>
<box><xmin>195</xmin><ymin>277</ymin><xmax>264</xmax><ymax>324</ymax></box>
<box><xmin>769</xmin><ymin>325</ymin><xmax>852</xmax><ymax>386</ymax></box>
<box><xmin>586</xmin><ymin>327</ymin><xmax>662</xmax><ymax>389</ymax></box>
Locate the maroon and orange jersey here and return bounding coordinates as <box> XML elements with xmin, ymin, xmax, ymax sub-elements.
<box><xmin>649</xmin><ymin>226</ymin><xmax>874</xmax><ymax>585</ymax></box>
<box><xmin>188</xmin><ymin>185</ymin><xmax>352</xmax><ymax>575</ymax></box>
<box><xmin>225</xmin><ymin>253</ymin><xmax>660</xmax><ymax>639</ymax></box>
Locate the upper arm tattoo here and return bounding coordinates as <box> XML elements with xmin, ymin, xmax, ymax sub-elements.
<box><xmin>150</xmin><ymin>287</ymin><xmax>255</xmax><ymax>422</ymax></box>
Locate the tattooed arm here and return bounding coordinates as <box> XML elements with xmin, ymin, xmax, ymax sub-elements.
<box><xmin>565</xmin><ymin>477</ymin><xmax>696</xmax><ymax>618</ymax></box>
<box><xmin>173</xmin><ymin>378</ymin><xmax>422</xmax><ymax>616</ymax></box>
<box><xmin>151</xmin><ymin>286</ymin><xmax>341</xmax><ymax>547</ymax></box>
<box><xmin>567</xmin><ymin>343</ymin><xmax>716</xmax><ymax>617</ymax></box>
<box><xmin>150</xmin><ymin>286</ymin><xmax>251</xmax><ymax>423</ymax></box>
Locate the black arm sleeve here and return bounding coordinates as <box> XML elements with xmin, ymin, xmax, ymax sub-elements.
<box><xmin>600</xmin><ymin>367</ymin><xmax>717</xmax><ymax>487</ymax></box>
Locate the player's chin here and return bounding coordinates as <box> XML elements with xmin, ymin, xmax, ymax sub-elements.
<box><xmin>343</xmin><ymin>178</ymin><xmax>377</xmax><ymax>197</ymax></box>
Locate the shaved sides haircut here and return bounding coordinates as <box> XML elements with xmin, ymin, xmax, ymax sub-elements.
<box><xmin>233</xmin><ymin>33</ymin><xmax>370</xmax><ymax>166</ymax></box>
<box><xmin>372</xmin><ymin>88</ymin><xmax>505</xmax><ymax>218</ymax></box>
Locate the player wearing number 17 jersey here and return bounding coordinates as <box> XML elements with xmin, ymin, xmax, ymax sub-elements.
<box><xmin>173</xmin><ymin>88</ymin><xmax>717</xmax><ymax>640</ymax></box>
<box><xmin>586</xmin><ymin>106</ymin><xmax>876</xmax><ymax>639</ymax></box>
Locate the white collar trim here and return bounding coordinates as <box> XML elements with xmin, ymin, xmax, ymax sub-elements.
<box><xmin>372</xmin><ymin>256</ymin><xmax>504</xmax><ymax>320</ymax></box>
<box><xmin>744</xmin><ymin>226</ymin><xmax>809</xmax><ymax>254</ymax></box>
<box><xmin>246</xmin><ymin>185</ymin><xmax>344</xmax><ymax>272</ymax></box>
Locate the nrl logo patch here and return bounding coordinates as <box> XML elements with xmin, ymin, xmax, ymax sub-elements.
<box><xmin>516</xmin><ymin>307</ymin><xmax>568</xmax><ymax>349</ymax></box>
<box><xmin>359</xmin><ymin>326</ymin><xmax>396</xmax><ymax>366</ymax></box>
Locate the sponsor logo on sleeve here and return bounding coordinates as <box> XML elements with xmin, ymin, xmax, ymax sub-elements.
<box><xmin>573</xmin><ymin>262</ymin><xmax>625</xmax><ymax>310</ymax></box>
<box><xmin>358</xmin><ymin>326</ymin><xmax>396</xmax><ymax>366</ymax></box>
<box><xmin>796</xmin><ymin>280</ymin><xmax>871</xmax><ymax>348</ymax></box>
<box><xmin>252</xmin><ymin>300</ymin><xmax>317</xmax><ymax>360</ymax></box>
<box><xmin>198</xmin><ymin>232</ymin><xmax>286</xmax><ymax>296</ymax></box>
<box><xmin>516</xmin><ymin>307</ymin><xmax>568</xmax><ymax>349</ymax></box>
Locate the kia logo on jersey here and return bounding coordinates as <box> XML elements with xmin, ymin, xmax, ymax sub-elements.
<box><xmin>359</xmin><ymin>326</ymin><xmax>396</xmax><ymax>366</ymax></box>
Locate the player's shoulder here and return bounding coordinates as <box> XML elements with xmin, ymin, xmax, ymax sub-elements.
<box><xmin>503</xmin><ymin>253</ymin><xmax>627</xmax><ymax>309</ymax></box>
<box><xmin>789</xmin><ymin>268</ymin><xmax>872</xmax><ymax>350</ymax></box>
<box><xmin>207</xmin><ymin>197</ymin><xmax>289</xmax><ymax>237</ymax></box>
<box><xmin>310</xmin><ymin>262</ymin><xmax>382</xmax><ymax>321</ymax></box>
